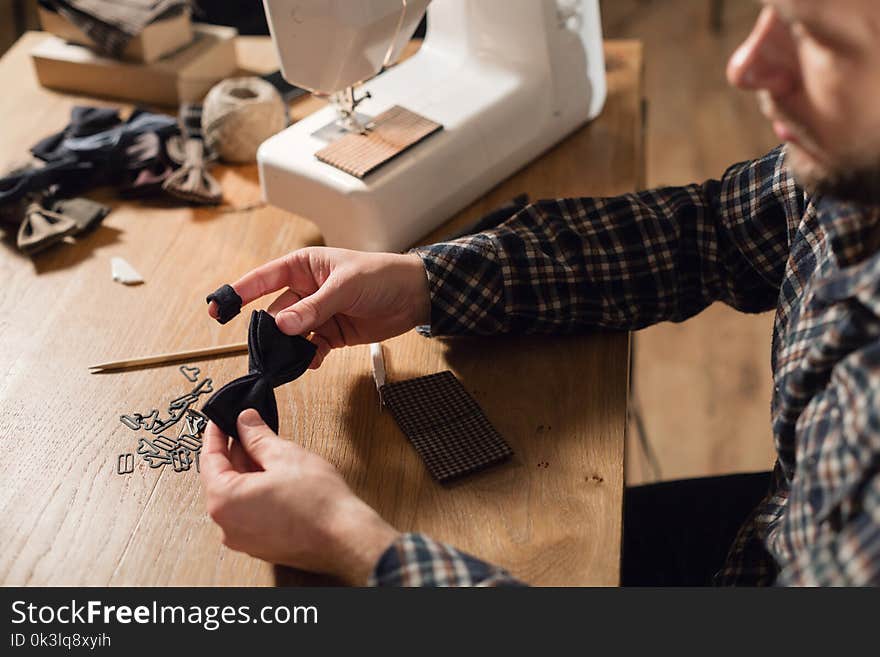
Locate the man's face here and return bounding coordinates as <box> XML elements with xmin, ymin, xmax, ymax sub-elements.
<box><xmin>727</xmin><ymin>0</ymin><xmax>880</xmax><ymax>204</ymax></box>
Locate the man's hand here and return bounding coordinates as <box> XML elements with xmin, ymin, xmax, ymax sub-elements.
<box><xmin>208</xmin><ymin>247</ymin><xmax>431</xmax><ymax>368</ymax></box>
<box><xmin>200</xmin><ymin>409</ymin><xmax>401</xmax><ymax>584</ymax></box>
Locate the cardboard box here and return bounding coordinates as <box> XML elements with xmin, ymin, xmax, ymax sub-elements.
<box><xmin>37</xmin><ymin>6</ymin><xmax>194</xmax><ymax>64</ymax></box>
<box><xmin>31</xmin><ymin>24</ymin><xmax>239</xmax><ymax>107</ymax></box>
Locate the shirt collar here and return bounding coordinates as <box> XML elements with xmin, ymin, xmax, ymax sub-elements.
<box><xmin>812</xmin><ymin>197</ymin><xmax>880</xmax><ymax>314</ymax></box>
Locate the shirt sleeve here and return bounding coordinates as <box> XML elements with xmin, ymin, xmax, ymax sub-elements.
<box><xmin>368</xmin><ymin>533</ymin><xmax>526</xmax><ymax>587</ymax></box>
<box><xmin>413</xmin><ymin>146</ymin><xmax>804</xmax><ymax>335</ymax></box>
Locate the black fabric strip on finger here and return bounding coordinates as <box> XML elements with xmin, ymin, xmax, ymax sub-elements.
<box><xmin>206</xmin><ymin>284</ymin><xmax>243</xmax><ymax>324</ymax></box>
<box><xmin>202</xmin><ymin>310</ymin><xmax>316</xmax><ymax>439</ymax></box>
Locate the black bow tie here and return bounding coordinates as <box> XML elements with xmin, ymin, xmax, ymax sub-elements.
<box><xmin>202</xmin><ymin>310</ymin><xmax>316</xmax><ymax>439</ymax></box>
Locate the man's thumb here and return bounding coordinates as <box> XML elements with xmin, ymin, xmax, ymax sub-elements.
<box><xmin>236</xmin><ymin>409</ymin><xmax>281</xmax><ymax>466</ymax></box>
<box><xmin>275</xmin><ymin>284</ymin><xmax>343</xmax><ymax>336</ymax></box>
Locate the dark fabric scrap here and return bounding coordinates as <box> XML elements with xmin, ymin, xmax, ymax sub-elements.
<box><xmin>61</xmin><ymin>110</ymin><xmax>178</xmax><ymax>169</ymax></box>
<box><xmin>206</xmin><ymin>284</ymin><xmax>242</xmax><ymax>324</ymax></box>
<box><xmin>50</xmin><ymin>197</ymin><xmax>110</xmax><ymax>234</ymax></box>
<box><xmin>124</xmin><ymin>130</ymin><xmax>162</xmax><ymax>169</ymax></box>
<box><xmin>12</xmin><ymin>106</ymin><xmax>178</xmax><ymax>203</ymax></box>
<box><xmin>3</xmin><ymin>101</ymin><xmax>229</xmax><ymax>255</ymax></box>
<box><xmin>381</xmin><ymin>371</ymin><xmax>513</xmax><ymax>483</ymax></box>
<box><xmin>121</xmin><ymin>165</ymin><xmax>173</xmax><ymax>198</ymax></box>
<box><xmin>202</xmin><ymin>310</ymin><xmax>316</xmax><ymax>439</ymax></box>
<box><xmin>124</xmin><ymin>167</ymin><xmax>167</xmax><ymax>196</ymax></box>
<box><xmin>0</xmin><ymin>158</ymin><xmax>94</xmax><ymax>207</ymax></box>
<box><xmin>120</xmin><ymin>131</ymin><xmax>174</xmax><ymax>197</ymax></box>
<box><xmin>31</xmin><ymin>106</ymin><xmax>122</xmax><ymax>162</ymax></box>
<box><xmin>31</xmin><ymin>107</ymin><xmax>178</xmax><ymax>189</ymax></box>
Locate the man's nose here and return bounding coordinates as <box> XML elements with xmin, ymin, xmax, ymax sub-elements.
<box><xmin>727</xmin><ymin>7</ymin><xmax>799</xmax><ymax>96</ymax></box>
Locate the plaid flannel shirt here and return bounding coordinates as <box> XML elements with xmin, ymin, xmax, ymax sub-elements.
<box><xmin>369</xmin><ymin>146</ymin><xmax>880</xmax><ymax>587</ymax></box>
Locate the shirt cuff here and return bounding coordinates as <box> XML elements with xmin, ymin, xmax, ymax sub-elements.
<box><xmin>410</xmin><ymin>234</ymin><xmax>508</xmax><ymax>337</ymax></box>
<box><xmin>368</xmin><ymin>532</ymin><xmax>525</xmax><ymax>587</ymax></box>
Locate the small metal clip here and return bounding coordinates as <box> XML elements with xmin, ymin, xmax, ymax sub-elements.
<box><xmin>117</xmin><ymin>371</ymin><xmax>213</xmax><ymax>475</ymax></box>
<box><xmin>169</xmin><ymin>378</ymin><xmax>213</xmax><ymax>410</ymax></box>
<box><xmin>117</xmin><ymin>453</ymin><xmax>135</xmax><ymax>474</ymax></box>
<box><xmin>178</xmin><ymin>434</ymin><xmax>202</xmax><ymax>452</ymax></box>
<box><xmin>140</xmin><ymin>409</ymin><xmax>161</xmax><ymax>432</ymax></box>
<box><xmin>179</xmin><ymin>365</ymin><xmax>200</xmax><ymax>382</ymax></box>
<box><xmin>137</xmin><ymin>437</ymin><xmax>162</xmax><ymax>457</ymax></box>
<box><xmin>153</xmin><ymin>435</ymin><xmax>179</xmax><ymax>452</ymax></box>
<box><xmin>120</xmin><ymin>413</ymin><xmax>143</xmax><ymax>430</ymax></box>
<box><xmin>170</xmin><ymin>447</ymin><xmax>194</xmax><ymax>472</ymax></box>
<box><xmin>185</xmin><ymin>408</ymin><xmax>208</xmax><ymax>435</ymax></box>
<box><xmin>137</xmin><ymin>437</ymin><xmax>170</xmax><ymax>467</ymax></box>
<box><xmin>143</xmin><ymin>453</ymin><xmax>172</xmax><ymax>468</ymax></box>
<box><xmin>151</xmin><ymin>405</ymin><xmax>187</xmax><ymax>435</ymax></box>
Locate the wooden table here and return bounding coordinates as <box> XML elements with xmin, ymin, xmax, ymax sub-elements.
<box><xmin>0</xmin><ymin>34</ymin><xmax>642</xmax><ymax>586</ymax></box>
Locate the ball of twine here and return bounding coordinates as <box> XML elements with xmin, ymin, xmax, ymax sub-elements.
<box><xmin>202</xmin><ymin>77</ymin><xmax>288</xmax><ymax>164</ymax></box>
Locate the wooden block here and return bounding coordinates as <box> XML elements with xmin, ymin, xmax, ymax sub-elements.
<box><xmin>315</xmin><ymin>105</ymin><xmax>442</xmax><ymax>178</ymax></box>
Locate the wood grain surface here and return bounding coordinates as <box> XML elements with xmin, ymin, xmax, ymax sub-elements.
<box><xmin>0</xmin><ymin>34</ymin><xmax>642</xmax><ymax>586</ymax></box>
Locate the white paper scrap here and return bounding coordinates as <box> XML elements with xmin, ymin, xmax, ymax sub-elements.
<box><xmin>111</xmin><ymin>257</ymin><xmax>144</xmax><ymax>285</ymax></box>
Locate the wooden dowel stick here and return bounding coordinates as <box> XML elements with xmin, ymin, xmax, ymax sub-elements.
<box><xmin>89</xmin><ymin>342</ymin><xmax>248</xmax><ymax>373</ymax></box>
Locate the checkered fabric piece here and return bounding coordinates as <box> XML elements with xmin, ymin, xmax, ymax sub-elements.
<box><xmin>176</xmin><ymin>103</ymin><xmax>216</xmax><ymax>158</ymax></box>
<box><xmin>52</xmin><ymin>6</ymin><xmax>131</xmax><ymax>58</ymax></box>
<box><xmin>178</xmin><ymin>103</ymin><xmax>203</xmax><ymax>139</ymax></box>
<box><xmin>373</xmin><ymin>145</ymin><xmax>880</xmax><ymax>587</ymax></box>
<box><xmin>381</xmin><ymin>371</ymin><xmax>512</xmax><ymax>483</ymax></box>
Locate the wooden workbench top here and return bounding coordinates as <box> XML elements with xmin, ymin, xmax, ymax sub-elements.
<box><xmin>0</xmin><ymin>33</ymin><xmax>641</xmax><ymax>586</ymax></box>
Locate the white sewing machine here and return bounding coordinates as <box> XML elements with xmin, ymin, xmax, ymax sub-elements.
<box><xmin>258</xmin><ymin>0</ymin><xmax>606</xmax><ymax>252</ymax></box>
